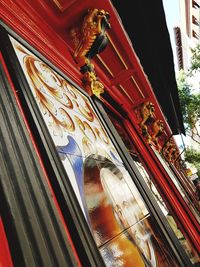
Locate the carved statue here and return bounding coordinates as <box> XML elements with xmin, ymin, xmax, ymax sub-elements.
<box><xmin>151</xmin><ymin>119</ymin><xmax>164</xmax><ymax>151</ymax></box>
<box><xmin>163</xmin><ymin>139</ymin><xmax>177</xmax><ymax>162</ymax></box>
<box><xmin>71</xmin><ymin>8</ymin><xmax>110</xmax><ymax>97</ymax></box>
<box><xmin>82</xmin><ymin>70</ymin><xmax>104</xmax><ymax>97</ymax></box>
<box><xmin>139</xmin><ymin>101</ymin><xmax>155</xmax><ymax>142</ymax></box>
<box><xmin>151</xmin><ymin>120</ymin><xmax>164</xmax><ymax>140</ymax></box>
<box><xmin>73</xmin><ymin>8</ymin><xmax>111</xmax><ymax>68</ymax></box>
<box><xmin>139</xmin><ymin>102</ymin><xmax>155</xmax><ymax>128</ymax></box>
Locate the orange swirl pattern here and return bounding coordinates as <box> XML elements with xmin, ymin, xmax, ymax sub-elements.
<box><xmin>94</xmin><ymin>127</ymin><xmax>110</xmax><ymax>145</ymax></box>
<box><xmin>14</xmin><ymin>40</ymin><xmax>112</xmax><ymax>151</ymax></box>
<box><xmin>24</xmin><ymin>56</ymin><xmax>73</xmax><ymax>108</ymax></box>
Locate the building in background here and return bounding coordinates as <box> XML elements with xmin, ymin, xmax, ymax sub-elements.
<box><xmin>174</xmin><ymin>0</ymin><xmax>200</xmax><ymax>71</ymax></box>
<box><xmin>174</xmin><ymin>0</ymin><xmax>200</xmax><ymax>184</ymax></box>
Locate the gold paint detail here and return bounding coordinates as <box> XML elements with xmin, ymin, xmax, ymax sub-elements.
<box><xmin>131</xmin><ymin>76</ymin><xmax>145</xmax><ymax>99</ymax></box>
<box><xmin>23</xmin><ymin>56</ymin><xmax>76</xmax><ymax>136</ymax></box>
<box><xmin>52</xmin><ymin>0</ymin><xmax>63</xmax><ymax>10</ymax></box>
<box><xmin>82</xmin><ymin>70</ymin><xmax>104</xmax><ymax>97</ymax></box>
<box><xmin>138</xmin><ymin>101</ymin><xmax>155</xmax><ymax>144</ymax></box>
<box><xmin>118</xmin><ymin>85</ymin><xmax>134</xmax><ymax>104</ymax></box>
<box><xmin>71</xmin><ymin>8</ymin><xmax>110</xmax><ymax>67</ymax></box>
<box><xmin>95</xmin><ymin>127</ymin><xmax>110</xmax><ymax>145</ymax></box>
<box><xmin>106</xmin><ymin>33</ymin><xmax>128</xmax><ymax>69</ymax></box>
<box><xmin>70</xmin><ymin>8</ymin><xmax>110</xmax><ymax>97</ymax></box>
<box><xmin>151</xmin><ymin>120</ymin><xmax>164</xmax><ymax>140</ymax></box>
<box><xmin>163</xmin><ymin>139</ymin><xmax>178</xmax><ymax>163</ymax></box>
<box><xmin>151</xmin><ymin>119</ymin><xmax>164</xmax><ymax>152</ymax></box>
<box><xmin>96</xmin><ymin>55</ymin><xmax>114</xmax><ymax>77</ymax></box>
<box><xmin>74</xmin><ymin>115</ymin><xmax>96</xmax><ymax>141</ymax></box>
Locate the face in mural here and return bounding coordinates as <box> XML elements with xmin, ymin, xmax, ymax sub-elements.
<box><xmin>10</xmin><ymin>36</ymin><xmax>180</xmax><ymax>267</ymax></box>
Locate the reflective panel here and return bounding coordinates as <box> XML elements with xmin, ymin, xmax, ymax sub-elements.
<box><xmin>10</xmin><ymin>36</ymin><xmax>183</xmax><ymax>266</ymax></box>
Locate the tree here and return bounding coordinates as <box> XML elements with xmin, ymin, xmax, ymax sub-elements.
<box><xmin>177</xmin><ymin>70</ymin><xmax>200</xmax><ymax>145</ymax></box>
<box><xmin>177</xmin><ymin>45</ymin><xmax>200</xmax><ymax>191</ymax></box>
<box><xmin>190</xmin><ymin>44</ymin><xmax>200</xmax><ymax>73</ymax></box>
<box><xmin>184</xmin><ymin>148</ymin><xmax>200</xmax><ymax>178</ymax></box>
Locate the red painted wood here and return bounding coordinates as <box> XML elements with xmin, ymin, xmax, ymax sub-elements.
<box><xmin>124</xmin><ymin>117</ymin><xmax>200</xmax><ymax>254</ymax></box>
<box><xmin>0</xmin><ymin>0</ymin><xmax>82</xmax><ymax>86</ymax></box>
<box><xmin>0</xmin><ymin>218</ymin><xmax>14</xmax><ymax>267</ymax></box>
<box><xmin>0</xmin><ymin>53</ymin><xmax>82</xmax><ymax>267</ymax></box>
<box><xmin>1</xmin><ymin>0</ymin><xmax>199</xmax><ymax>258</ymax></box>
<box><xmin>170</xmin><ymin>165</ymin><xmax>200</xmax><ymax>211</ymax></box>
<box><xmin>0</xmin><ymin>0</ymin><xmax>174</xmax><ymax>137</ymax></box>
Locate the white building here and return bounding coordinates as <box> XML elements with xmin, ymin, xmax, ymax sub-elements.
<box><xmin>174</xmin><ymin>0</ymin><xmax>200</xmax><ymax>71</ymax></box>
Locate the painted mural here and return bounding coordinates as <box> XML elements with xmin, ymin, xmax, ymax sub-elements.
<box><xmin>10</xmin><ymin>36</ymin><xmax>180</xmax><ymax>266</ymax></box>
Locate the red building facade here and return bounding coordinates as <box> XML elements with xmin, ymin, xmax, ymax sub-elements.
<box><xmin>0</xmin><ymin>0</ymin><xmax>199</xmax><ymax>266</ymax></box>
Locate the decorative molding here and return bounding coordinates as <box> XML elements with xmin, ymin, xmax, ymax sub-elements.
<box><xmin>163</xmin><ymin>139</ymin><xmax>178</xmax><ymax>163</ymax></box>
<box><xmin>130</xmin><ymin>76</ymin><xmax>145</xmax><ymax>98</ymax></box>
<box><xmin>151</xmin><ymin>119</ymin><xmax>164</xmax><ymax>152</ymax></box>
<box><xmin>138</xmin><ymin>101</ymin><xmax>155</xmax><ymax>143</ymax></box>
<box><xmin>96</xmin><ymin>55</ymin><xmax>114</xmax><ymax>77</ymax></box>
<box><xmin>106</xmin><ymin>33</ymin><xmax>128</xmax><ymax>69</ymax></box>
<box><xmin>51</xmin><ymin>0</ymin><xmax>77</xmax><ymax>12</ymax></box>
<box><xmin>118</xmin><ymin>84</ymin><xmax>134</xmax><ymax>104</ymax></box>
<box><xmin>70</xmin><ymin>8</ymin><xmax>111</xmax><ymax>97</ymax></box>
<box><xmin>136</xmin><ymin>102</ymin><xmax>166</xmax><ymax>152</ymax></box>
<box><xmin>82</xmin><ymin>69</ymin><xmax>104</xmax><ymax>97</ymax></box>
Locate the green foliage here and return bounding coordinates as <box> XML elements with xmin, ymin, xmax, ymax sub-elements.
<box><xmin>177</xmin><ymin>44</ymin><xmax>200</xmax><ymax>172</ymax></box>
<box><xmin>177</xmin><ymin>71</ymin><xmax>200</xmax><ymax>133</ymax></box>
<box><xmin>184</xmin><ymin>148</ymin><xmax>200</xmax><ymax>176</ymax></box>
<box><xmin>190</xmin><ymin>44</ymin><xmax>200</xmax><ymax>72</ymax></box>
<box><xmin>184</xmin><ymin>148</ymin><xmax>200</xmax><ymax>163</ymax></box>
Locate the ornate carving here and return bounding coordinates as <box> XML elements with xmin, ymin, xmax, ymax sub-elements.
<box><xmin>151</xmin><ymin>119</ymin><xmax>164</xmax><ymax>151</ymax></box>
<box><xmin>82</xmin><ymin>70</ymin><xmax>104</xmax><ymax>97</ymax></box>
<box><xmin>73</xmin><ymin>8</ymin><xmax>110</xmax><ymax>66</ymax></box>
<box><xmin>171</xmin><ymin>150</ymin><xmax>180</xmax><ymax>164</ymax></box>
<box><xmin>139</xmin><ymin>101</ymin><xmax>155</xmax><ymax>143</ymax></box>
<box><xmin>70</xmin><ymin>8</ymin><xmax>110</xmax><ymax>97</ymax></box>
<box><xmin>152</xmin><ymin>120</ymin><xmax>164</xmax><ymax>140</ymax></box>
<box><xmin>139</xmin><ymin>102</ymin><xmax>155</xmax><ymax>128</ymax></box>
<box><xmin>163</xmin><ymin>139</ymin><xmax>177</xmax><ymax>162</ymax></box>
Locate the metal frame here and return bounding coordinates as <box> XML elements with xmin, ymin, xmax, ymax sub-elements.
<box><xmin>92</xmin><ymin>96</ymin><xmax>193</xmax><ymax>267</ymax></box>
<box><xmin>0</xmin><ymin>22</ymin><xmax>192</xmax><ymax>267</ymax></box>
<box><xmin>0</xmin><ymin>23</ymin><xmax>105</xmax><ymax>267</ymax></box>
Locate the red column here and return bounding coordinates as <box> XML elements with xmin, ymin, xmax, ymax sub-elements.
<box><xmin>0</xmin><ymin>218</ymin><xmax>14</xmax><ymax>267</ymax></box>
<box><xmin>125</xmin><ymin>118</ymin><xmax>200</xmax><ymax>254</ymax></box>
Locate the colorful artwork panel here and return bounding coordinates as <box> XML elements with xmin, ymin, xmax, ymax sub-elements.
<box><xmin>83</xmin><ymin>155</ymin><xmax>149</xmax><ymax>246</ymax></box>
<box><xmin>9</xmin><ymin>35</ymin><xmax>151</xmax><ymax>248</ymax></box>
<box><xmin>100</xmin><ymin>215</ymin><xmax>181</xmax><ymax>267</ymax></box>
<box><xmin>9</xmin><ymin>36</ymin><xmax>123</xmax><ymax>166</ymax></box>
<box><xmin>99</xmin><ymin>229</ymin><xmax>146</xmax><ymax>267</ymax></box>
<box><xmin>9</xmin><ymin>35</ymin><xmax>185</xmax><ymax>267</ymax></box>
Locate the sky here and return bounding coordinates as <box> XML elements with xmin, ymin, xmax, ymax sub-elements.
<box><xmin>162</xmin><ymin>0</ymin><xmax>199</xmax><ymax>150</ymax></box>
<box><xmin>162</xmin><ymin>0</ymin><xmax>180</xmax><ymax>73</ymax></box>
<box><xmin>162</xmin><ymin>0</ymin><xmax>188</xmax><ymax>149</ymax></box>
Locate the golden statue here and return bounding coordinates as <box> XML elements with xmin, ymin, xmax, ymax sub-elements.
<box><xmin>139</xmin><ymin>101</ymin><xmax>155</xmax><ymax>143</ymax></box>
<box><xmin>151</xmin><ymin>119</ymin><xmax>164</xmax><ymax>151</ymax></box>
<box><xmin>71</xmin><ymin>8</ymin><xmax>110</xmax><ymax>97</ymax></box>
<box><xmin>82</xmin><ymin>70</ymin><xmax>104</xmax><ymax>97</ymax></box>
<box><xmin>163</xmin><ymin>139</ymin><xmax>177</xmax><ymax>162</ymax></box>
<box><xmin>73</xmin><ymin>8</ymin><xmax>111</xmax><ymax>67</ymax></box>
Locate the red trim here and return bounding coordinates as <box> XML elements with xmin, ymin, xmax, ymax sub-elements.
<box><xmin>0</xmin><ymin>0</ymin><xmax>173</xmax><ymax>139</ymax></box>
<box><xmin>0</xmin><ymin>218</ymin><xmax>14</xmax><ymax>267</ymax></box>
<box><xmin>1</xmin><ymin>0</ymin><xmax>199</xmax><ymax>259</ymax></box>
<box><xmin>0</xmin><ymin>0</ymin><xmax>82</xmax><ymax>87</ymax></box>
<box><xmin>124</xmin><ymin>118</ymin><xmax>200</xmax><ymax>254</ymax></box>
<box><xmin>171</xmin><ymin>165</ymin><xmax>200</xmax><ymax>211</ymax></box>
<box><xmin>0</xmin><ymin>53</ymin><xmax>82</xmax><ymax>267</ymax></box>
